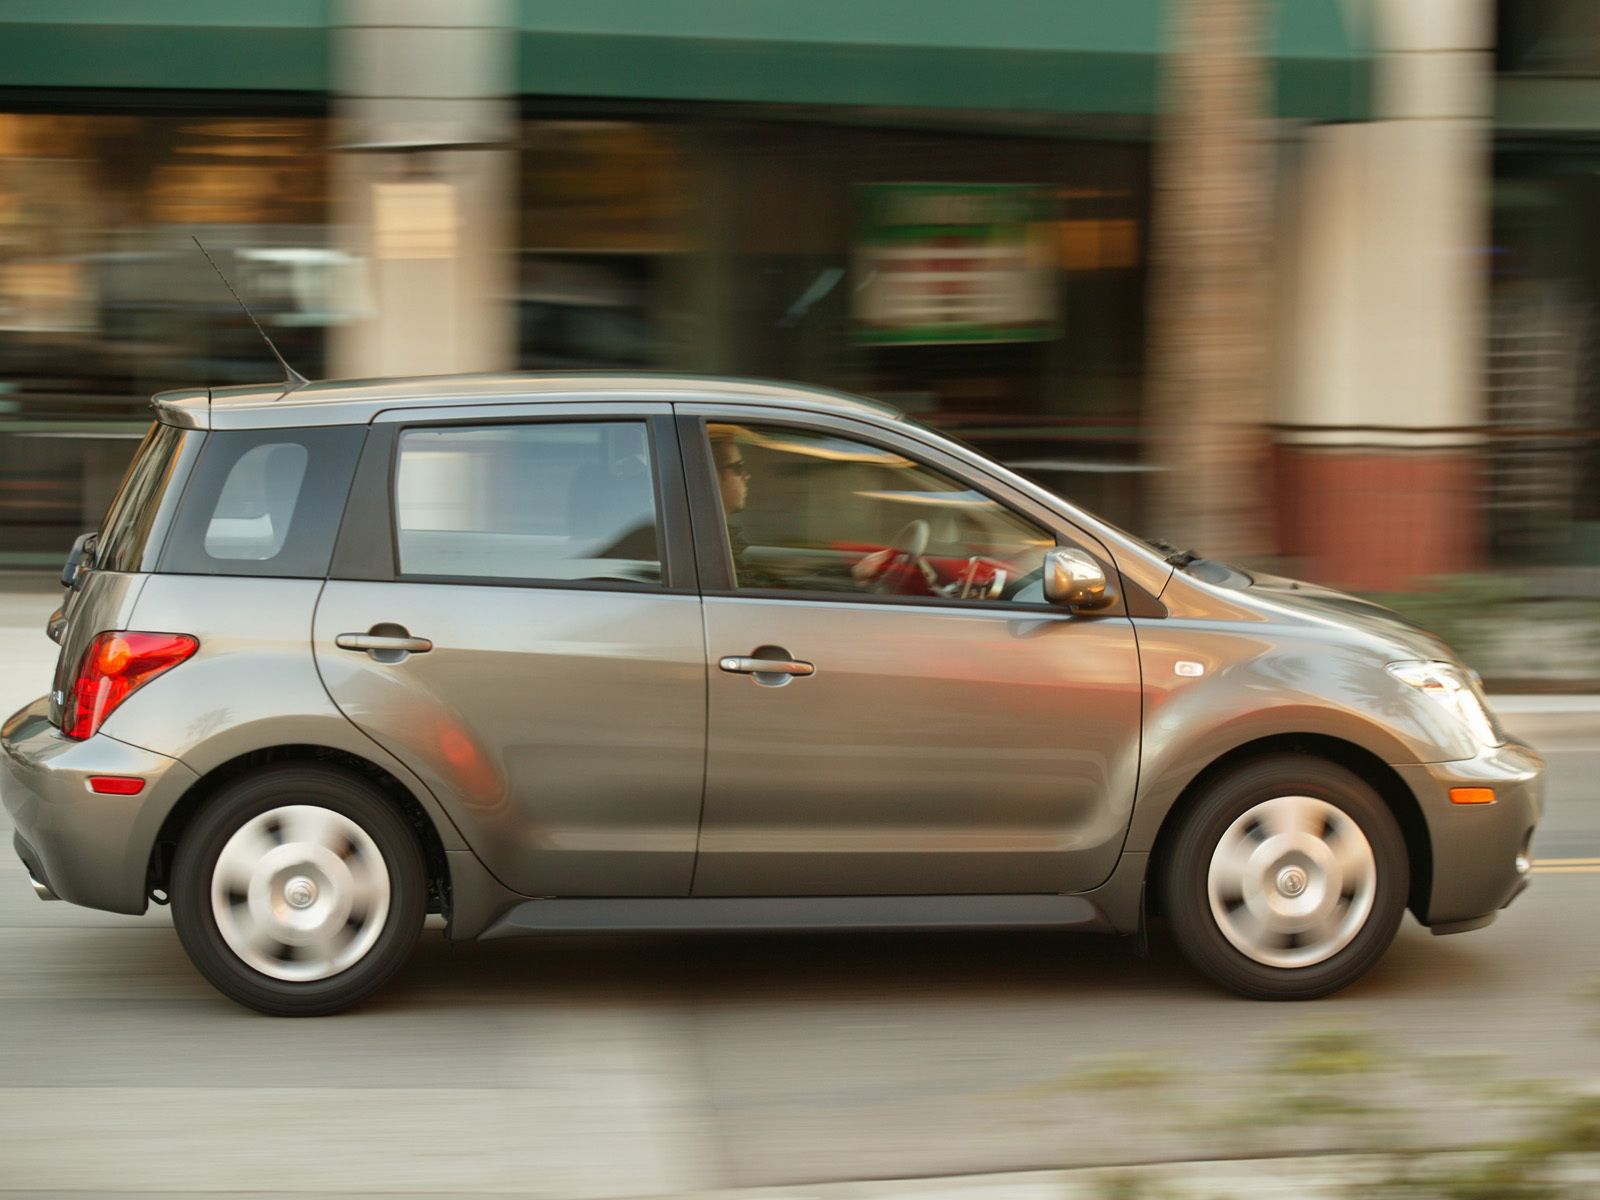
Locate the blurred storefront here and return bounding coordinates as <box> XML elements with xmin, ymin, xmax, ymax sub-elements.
<box><xmin>6</xmin><ymin>0</ymin><xmax>1495</xmax><ymax>587</ymax></box>
<box><xmin>0</xmin><ymin>103</ymin><xmax>333</xmax><ymax>563</ymax></box>
<box><xmin>1491</xmin><ymin>0</ymin><xmax>1600</xmax><ymax>569</ymax></box>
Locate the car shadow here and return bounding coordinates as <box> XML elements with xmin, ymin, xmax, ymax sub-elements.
<box><xmin>376</xmin><ymin>915</ymin><xmax>1506</xmax><ymax>1013</ymax></box>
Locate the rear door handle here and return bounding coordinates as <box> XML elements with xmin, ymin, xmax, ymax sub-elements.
<box><xmin>719</xmin><ymin>656</ymin><xmax>814</xmax><ymax>677</ymax></box>
<box><xmin>336</xmin><ymin>633</ymin><xmax>433</xmax><ymax>655</ymax></box>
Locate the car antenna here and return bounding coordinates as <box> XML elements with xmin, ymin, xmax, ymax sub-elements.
<box><xmin>191</xmin><ymin>236</ymin><xmax>309</xmax><ymax>394</ymax></box>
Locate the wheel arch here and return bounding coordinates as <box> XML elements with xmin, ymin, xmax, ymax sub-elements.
<box><xmin>1143</xmin><ymin>733</ymin><xmax>1432</xmax><ymax>921</ymax></box>
<box><xmin>147</xmin><ymin>745</ymin><xmax>453</xmax><ymax>917</ymax></box>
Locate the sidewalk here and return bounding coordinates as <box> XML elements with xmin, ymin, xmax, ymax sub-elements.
<box><xmin>653</xmin><ymin>1153</ymin><xmax>1600</xmax><ymax>1200</ymax></box>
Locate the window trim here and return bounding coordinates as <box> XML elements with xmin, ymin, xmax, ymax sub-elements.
<box><xmin>332</xmin><ymin>410</ymin><xmax>697</xmax><ymax>595</ymax></box>
<box><xmin>674</xmin><ymin>408</ymin><xmax>1125</xmax><ymax>617</ymax></box>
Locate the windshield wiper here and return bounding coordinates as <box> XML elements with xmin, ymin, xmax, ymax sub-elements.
<box><xmin>1145</xmin><ymin>537</ymin><xmax>1203</xmax><ymax>568</ymax></box>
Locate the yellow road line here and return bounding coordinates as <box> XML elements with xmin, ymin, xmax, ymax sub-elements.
<box><xmin>1532</xmin><ymin>857</ymin><xmax>1600</xmax><ymax>866</ymax></box>
<box><xmin>1531</xmin><ymin>865</ymin><xmax>1600</xmax><ymax>874</ymax></box>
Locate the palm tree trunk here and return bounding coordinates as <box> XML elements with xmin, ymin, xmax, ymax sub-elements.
<box><xmin>1144</xmin><ymin>0</ymin><xmax>1274</xmax><ymax>561</ymax></box>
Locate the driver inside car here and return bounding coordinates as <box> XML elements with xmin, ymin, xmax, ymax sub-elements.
<box><xmin>710</xmin><ymin>423</ymin><xmax>786</xmax><ymax>590</ymax></box>
<box><xmin>709</xmin><ymin>422</ymin><xmax>1027</xmax><ymax>598</ymax></box>
<box><xmin>712</xmin><ymin>424</ymin><xmax>925</xmax><ymax>595</ymax></box>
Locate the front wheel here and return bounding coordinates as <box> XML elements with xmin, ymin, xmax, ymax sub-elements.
<box><xmin>1161</xmin><ymin>755</ymin><xmax>1409</xmax><ymax>1000</ymax></box>
<box><xmin>171</xmin><ymin>765</ymin><xmax>426</xmax><ymax>1016</ymax></box>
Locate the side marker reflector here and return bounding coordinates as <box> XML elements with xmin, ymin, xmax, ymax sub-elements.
<box><xmin>87</xmin><ymin>776</ymin><xmax>145</xmax><ymax>796</ymax></box>
<box><xmin>1449</xmin><ymin>787</ymin><xmax>1495</xmax><ymax>805</ymax></box>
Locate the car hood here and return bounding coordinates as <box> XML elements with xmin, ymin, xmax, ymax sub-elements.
<box><xmin>1241</xmin><ymin>571</ymin><xmax>1458</xmax><ymax>664</ymax></box>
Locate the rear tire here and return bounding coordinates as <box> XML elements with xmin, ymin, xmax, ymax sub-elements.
<box><xmin>1161</xmin><ymin>755</ymin><xmax>1409</xmax><ymax>1000</ymax></box>
<box><xmin>172</xmin><ymin>765</ymin><xmax>426</xmax><ymax>1016</ymax></box>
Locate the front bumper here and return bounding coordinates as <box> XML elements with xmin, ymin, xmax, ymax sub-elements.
<box><xmin>2</xmin><ymin>696</ymin><xmax>198</xmax><ymax>914</ymax></box>
<box><xmin>1394</xmin><ymin>738</ymin><xmax>1544</xmax><ymax>930</ymax></box>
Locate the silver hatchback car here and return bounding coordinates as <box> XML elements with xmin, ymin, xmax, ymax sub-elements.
<box><xmin>3</xmin><ymin>373</ymin><xmax>1543</xmax><ymax>1015</ymax></box>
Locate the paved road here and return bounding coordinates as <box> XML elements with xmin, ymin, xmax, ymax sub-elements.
<box><xmin>1</xmin><ymin>588</ymin><xmax>1596</xmax><ymax>1197</ymax></box>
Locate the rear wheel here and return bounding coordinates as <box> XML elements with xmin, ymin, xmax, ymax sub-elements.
<box><xmin>1161</xmin><ymin>755</ymin><xmax>1409</xmax><ymax>1000</ymax></box>
<box><xmin>172</xmin><ymin>765</ymin><xmax>426</xmax><ymax>1016</ymax></box>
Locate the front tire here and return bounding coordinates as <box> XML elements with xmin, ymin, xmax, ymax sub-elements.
<box><xmin>1161</xmin><ymin>755</ymin><xmax>1409</xmax><ymax>1000</ymax></box>
<box><xmin>172</xmin><ymin>765</ymin><xmax>426</xmax><ymax>1016</ymax></box>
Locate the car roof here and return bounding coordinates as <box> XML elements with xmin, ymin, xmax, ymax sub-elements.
<box><xmin>151</xmin><ymin>371</ymin><xmax>906</xmax><ymax>430</ymax></box>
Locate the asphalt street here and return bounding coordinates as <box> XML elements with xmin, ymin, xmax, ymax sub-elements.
<box><xmin>0</xmin><ymin>586</ymin><xmax>1596</xmax><ymax>1197</ymax></box>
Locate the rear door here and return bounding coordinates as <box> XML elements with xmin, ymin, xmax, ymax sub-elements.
<box><xmin>313</xmin><ymin>402</ymin><xmax>707</xmax><ymax>897</ymax></box>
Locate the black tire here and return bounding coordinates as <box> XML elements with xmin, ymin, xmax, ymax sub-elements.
<box><xmin>171</xmin><ymin>765</ymin><xmax>426</xmax><ymax>1017</ymax></box>
<box><xmin>1161</xmin><ymin>754</ymin><xmax>1409</xmax><ymax>1000</ymax></box>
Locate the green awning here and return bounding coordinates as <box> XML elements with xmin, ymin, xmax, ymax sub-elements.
<box><xmin>0</xmin><ymin>0</ymin><xmax>331</xmax><ymax>92</ymax></box>
<box><xmin>0</xmin><ymin>0</ymin><xmax>1370</xmax><ymax>122</ymax></box>
<box><xmin>515</xmin><ymin>0</ymin><xmax>1373</xmax><ymax>121</ymax></box>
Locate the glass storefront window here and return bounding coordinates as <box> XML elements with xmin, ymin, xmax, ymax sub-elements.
<box><xmin>517</xmin><ymin>121</ymin><xmax>693</xmax><ymax>369</ymax></box>
<box><xmin>1489</xmin><ymin>148</ymin><xmax>1600</xmax><ymax>564</ymax></box>
<box><xmin>0</xmin><ymin>108</ymin><xmax>330</xmax><ymax>565</ymax></box>
<box><xmin>1498</xmin><ymin>0</ymin><xmax>1600</xmax><ymax>74</ymax></box>
<box><xmin>515</xmin><ymin>111</ymin><xmax>1151</xmax><ymax>529</ymax></box>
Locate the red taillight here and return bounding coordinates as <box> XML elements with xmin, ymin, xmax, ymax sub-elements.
<box><xmin>62</xmin><ymin>632</ymin><xmax>198</xmax><ymax>741</ymax></box>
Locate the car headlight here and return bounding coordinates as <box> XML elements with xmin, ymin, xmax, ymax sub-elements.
<box><xmin>1387</xmin><ymin>661</ymin><xmax>1504</xmax><ymax>748</ymax></box>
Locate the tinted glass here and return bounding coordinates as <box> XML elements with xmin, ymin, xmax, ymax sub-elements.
<box><xmin>160</xmin><ymin>426</ymin><xmax>365</xmax><ymax>577</ymax></box>
<box><xmin>394</xmin><ymin>421</ymin><xmax>661</xmax><ymax>585</ymax></box>
<box><xmin>96</xmin><ymin>422</ymin><xmax>187</xmax><ymax>573</ymax></box>
<box><xmin>202</xmin><ymin>442</ymin><xmax>310</xmax><ymax>560</ymax></box>
<box><xmin>707</xmin><ymin>422</ymin><xmax>1055</xmax><ymax>603</ymax></box>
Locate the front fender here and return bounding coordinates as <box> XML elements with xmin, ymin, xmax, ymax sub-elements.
<box><xmin>1124</xmin><ymin>620</ymin><xmax>1466</xmax><ymax>855</ymax></box>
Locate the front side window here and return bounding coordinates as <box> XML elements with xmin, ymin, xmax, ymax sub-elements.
<box><xmin>706</xmin><ymin>422</ymin><xmax>1055</xmax><ymax>604</ymax></box>
<box><xmin>394</xmin><ymin>421</ymin><xmax>661</xmax><ymax>585</ymax></box>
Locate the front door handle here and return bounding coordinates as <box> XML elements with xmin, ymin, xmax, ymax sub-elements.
<box><xmin>719</xmin><ymin>655</ymin><xmax>814</xmax><ymax>677</ymax></box>
<box><xmin>336</xmin><ymin>633</ymin><xmax>433</xmax><ymax>655</ymax></box>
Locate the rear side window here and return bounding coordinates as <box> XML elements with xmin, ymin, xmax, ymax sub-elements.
<box><xmin>96</xmin><ymin>422</ymin><xmax>189</xmax><ymax>573</ymax></box>
<box><xmin>203</xmin><ymin>443</ymin><xmax>309</xmax><ymax>560</ymax></box>
<box><xmin>393</xmin><ymin>420</ymin><xmax>661</xmax><ymax>585</ymax></box>
<box><xmin>160</xmin><ymin>426</ymin><xmax>365</xmax><ymax>577</ymax></box>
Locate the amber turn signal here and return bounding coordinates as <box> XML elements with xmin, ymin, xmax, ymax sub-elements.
<box><xmin>1449</xmin><ymin>787</ymin><xmax>1495</xmax><ymax>805</ymax></box>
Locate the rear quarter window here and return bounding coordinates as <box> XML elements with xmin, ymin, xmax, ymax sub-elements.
<box><xmin>95</xmin><ymin>422</ymin><xmax>192</xmax><ymax>573</ymax></box>
<box><xmin>159</xmin><ymin>426</ymin><xmax>365</xmax><ymax>578</ymax></box>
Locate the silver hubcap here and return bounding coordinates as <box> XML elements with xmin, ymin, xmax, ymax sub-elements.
<box><xmin>211</xmin><ymin>805</ymin><xmax>391</xmax><ymax>983</ymax></box>
<box><xmin>1206</xmin><ymin>795</ymin><xmax>1377</xmax><ymax>969</ymax></box>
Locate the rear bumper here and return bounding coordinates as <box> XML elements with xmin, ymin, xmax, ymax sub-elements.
<box><xmin>1394</xmin><ymin>738</ymin><xmax>1544</xmax><ymax>929</ymax></box>
<box><xmin>1</xmin><ymin>696</ymin><xmax>198</xmax><ymax>914</ymax></box>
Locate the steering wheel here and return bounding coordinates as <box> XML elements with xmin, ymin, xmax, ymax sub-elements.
<box><xmin>866</xmin><ymin>518</ymin><xmax>933</xmax><ymax>594</ymax></box>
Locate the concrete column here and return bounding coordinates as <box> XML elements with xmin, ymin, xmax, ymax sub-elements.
<box><xmin>1274</xmin><ymin>0</ymin><xmax>1492</xmax><ymax>590</ymax></box>
<box><xmin>331</xmin><ymin>0</ymin><xmax>517</xmax><ymax>378</ymax></box>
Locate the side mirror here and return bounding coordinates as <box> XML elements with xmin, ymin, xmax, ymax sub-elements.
<box><xmin>61</xmin><ymin>531</ymin><xmax>98</xmax><ymax>591</ymax></box>
<box><xmin>1043</xmin><ymin>548</ymin><xmax>1113</xmax><ymax>611</ymax></box>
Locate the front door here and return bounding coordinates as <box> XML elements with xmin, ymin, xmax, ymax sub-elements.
<box><xmin>314</xmin><ymin>406</ymin><xmax>707</xmax><ymax>897</ymax></box>
<box><xmin>683</xmin><ymin>412</ymin><xmax>1143</xmax><ymax>897</ymax></box>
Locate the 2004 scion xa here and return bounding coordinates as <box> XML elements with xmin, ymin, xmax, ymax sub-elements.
<box><xmin>2</xmin><ymin>373</ymin><xmax>1542</xmax><ymax>1015</ymax></box>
